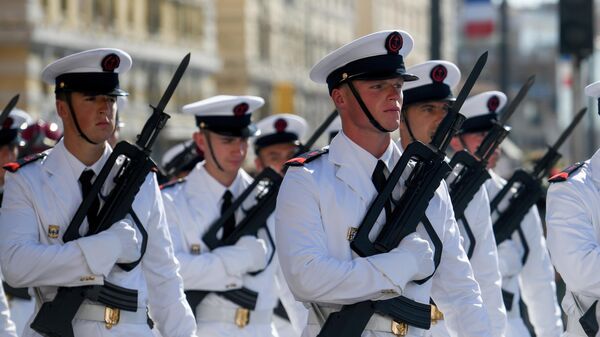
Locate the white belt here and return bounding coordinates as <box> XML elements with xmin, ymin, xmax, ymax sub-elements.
<box><xmin>195</xmin><ymin>305</ymin><xmax>273</xmax><ymax>327</ymax></box>
<box><xmin>308</xmin><ymin>305</ymin><xmax>426</xmax><ymax>337</ymax></box>
<box><xmin>74</xmin><ymin>303</ymin><xmax>148</xmax><ymax>326</ymax></box>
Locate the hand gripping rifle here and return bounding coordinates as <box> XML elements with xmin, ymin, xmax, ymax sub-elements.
<box><xmin>491</xmin><ymin>108</ymin><xmax>587</xmax><ymax>253</ymax></box>
<box><xmin>317</xmin><ymin>52</ymin><xmax>488</xmax><ymax>337</ymax></box>
<box><xmin>446</xmin><ymin>75</ymin><xmax>534</xmax><ymax>257</ymax></box>
<box><xmin>185</xmin><ymin>110</ymin><xmax>339</xmax><ymax>314</ymax></box>
<box><xmin>31</xmin><ymin>53</ymin><xmax>191</xmax><ymax>337</ymax></box>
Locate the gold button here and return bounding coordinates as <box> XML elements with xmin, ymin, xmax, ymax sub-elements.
<box><xmin>346</xmin><ymin>227</ymin><xmax>358</xmax><ymax>241</ymax></box>
<box><xmin>190</xmin><ymin>244</ymin><xmax>201</xmax><ymax>255</ymax></box>
<box><xmin>47</xmin><ymin>225</ymin><xmax>60</xmax><ymax>239</ymax></box>
<box><xmin>80</xmin><ymin>275</ymin><xmax>95</xmax><ymax>282</ymax></box>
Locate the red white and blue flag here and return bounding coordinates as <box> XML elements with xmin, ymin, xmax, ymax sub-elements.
<box><xmin>462</xmin><ymin>0</ymin><xmax>497</xmax><ymax>38</ymax></box>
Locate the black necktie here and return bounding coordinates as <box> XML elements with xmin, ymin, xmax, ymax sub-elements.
<box><xmin>371</xmin><ymin>160</ymin><xmax>392</xmax><ymax>223</ymax></box>
<box><xmin>221</xmin><ymin>190</ymin><xmax>236</xmax><ymax>238</ymax></box>
<box><xmin>79</xmin><ymin>169</ymin><xmax>101</xmax><ymax>235</ymax></box>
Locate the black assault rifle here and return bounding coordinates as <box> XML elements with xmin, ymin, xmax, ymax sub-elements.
<box><xmin>491</xmin><ymin>108</ymin><xmax>587</xmax><ymax>253</ymax></box>
<box><xmin>446</xmin><ymin>75</ymin><xmax>534</xmax><ymax>257</ymax></box>
<box><xmin>30</xmin><ymin>53</ymin><xmax>191</xmax><ymax>337</ymax></box>
<box><xmin>185</xmin><ymin>110</ymin><xmax>339</xmax><ymax>315</ymax></box>
<box><xmin>317</xmin><ymin>51</ymin><xmax>488</xmax><ymax>337</ymax></box>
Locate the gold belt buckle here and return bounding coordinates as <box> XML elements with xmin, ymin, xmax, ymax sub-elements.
<box><xmin>104</xmin><ymin>307</ymin><xmax>120</xmax><ymax>329</ymax></box>
<box><xmin>391</xmin><ymin>320</ymin><xmax>408</xmax><ymax>336</ymax></box>
<box><xmin>431</xmin><ymin>304</ymin><xmax>444</xmax><ymax>325</ymax></box>
<box><xmin>234</xmin><ymin>308</ymin><xmax>250</xmax><ymax>328</ymax></box>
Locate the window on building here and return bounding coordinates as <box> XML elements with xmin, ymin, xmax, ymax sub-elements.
<box><xmin>173</xmin><ymin>3</ymin><xmax>204</xmax><ymax>43</ymax></box>
<box><xmin>92</xmin><ymin>0</ymin><xmax>114</xmax><ymax>27</ymax></box>
<box><xmin>148</xmin><ymin>0</ymin><xmax>160</xmax><ymax>35</ymax></box>
<box><xmin>257</xmin><ymin>2</ymin><xmax>270</xmax><ymax>62</ymax></box>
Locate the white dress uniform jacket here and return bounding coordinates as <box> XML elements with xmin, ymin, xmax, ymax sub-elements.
<box><xmin>487</xmin><ymin>169</ymin><xmax>563</xmax><ymax>337</ymax></box>
<box><xmin>427</xmin><ymin>181</ymin><xmax>506</xmax><ymax>337</ymax></box>
<box><xmin>162</xmin><ymin>162</ymin><xmax>297</xmax><ymax>337</ymax></box>
<box><xmin>0</xmin><ymin>282</ymin><xmax>17</xmax><ymax>337</ymax></box>
<box><xmin>0</xmin><ymin>140</ymin><xmax>197</xmax><ymax>337</ymax></box>
<box><xmin>275</xmin><ymin>132</ymin><xmax>491</xmax><ymax>337</ymax></box>
<box><xmin>546</xmin><ymin>149</ymin><xmax>600</xmax><ymax>337</ymax></box>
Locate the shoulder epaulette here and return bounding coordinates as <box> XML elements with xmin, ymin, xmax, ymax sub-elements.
<box><xmin>548</xmin><ymin>162</ymin><xmax>585</xmax><ymax>183</ymax></box>
<box><xmin>3</xmin><ymin>152</ymin><xmax>47</xmax><ymax>173</ymax></box>
<box><xmin>160</xmin><ymin>178</ymin><xmax>186</xmax><ymax>190</ymax></box>
<box><xmin>285</xmin><ymin>147</ymin><xmax>329</xmax><ymax>167</ymax></box>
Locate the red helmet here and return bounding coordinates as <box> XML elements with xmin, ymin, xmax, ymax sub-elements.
<box><xmin>20</xmin><ymin>120</ymin><xmax>63</xmax><ymax>157</ymax></box>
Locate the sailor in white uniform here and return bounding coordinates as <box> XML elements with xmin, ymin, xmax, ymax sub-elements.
<box><xmin>399</xmin><ymin>61</ymin><xmax>507</xmax><ymax>337</ymax></box>
<box><xmin>0</xmin><ymin>48</ymin><xmax>197</xmax><ymax>337</ymax></box>
<box><xmin>461</xmin><ymin>91</ymin><xmax>564</xmax><ymax>337</ymax></box>
<box><xmin>546</xmin><ymin>81</ymin><xmax>600</xmax><ymax>337</ymax></box>
<box><xmin>275</xmin><ymin>30</ymin><xmax>492</xmax><ymax>337</ymax></box>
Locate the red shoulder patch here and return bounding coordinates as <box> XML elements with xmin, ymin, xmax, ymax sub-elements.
<box><xmin>3</xmin><ymin>152</ymin><xmax>47</xmax><ymax>173</ymax></box>
<box><xmin>285</xmin><ymin>147</ymin><xmax>329</xmax><ymax>167</ymax></box>
<box><xmin>160</xmin><ymin>178</ymin><xmax>186</xmax><ymax>190</ymax></box>
<box><xmin>548</xmin><ymin>162</ymin><xmax>584</xmax><ymax>183</ymax></box>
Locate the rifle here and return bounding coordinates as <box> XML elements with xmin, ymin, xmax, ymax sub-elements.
<box><xmin>297</xmin><ymin>109</ymin><xmax>339</xmax><ymax>154</ymax></box>
<box><xmin>318</xmin><ymin>51</ymin><xmax>488</xmax><ymax>337</ymax></box>
<box><xmin>491</xmin><ymin>107</ymin><xmax>587</xmax><ymax>252</ymax></box>
<box><xmin>446</xmin><ymin>76</ymin><xmax>534</xmax><ymax>257</ymax></box>
<box><xmin>186</xmin><ymin>110</ymin><xmax>339</xmax><ymax>314</ymax></box>
<box><xmin>30</xmin><ymin>53</ymin><xmax>191</xmax><ymax>337</ymax></box>
<box><xmin>0</xmin><ymin>94</ymin><xmax>19</xmax><ymax>127</ymax></box>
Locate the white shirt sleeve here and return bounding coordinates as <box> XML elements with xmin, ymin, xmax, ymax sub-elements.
<box><xmin>0</xmin><ymin>172</ymin><xmax>102</xmax><ymax>288</ymax></box>
<box><xmin>275</xmin><ymin>166</ymin><xmax>405</xmax><ymax>304</ymax></box>
<box><xmin>519</xmin><ymin>206</ymin><xmax>563</xmax><ymax>337</ymax></box>
<box><xmin>140</xmin><ymin>175</ymin><xmax>197</xmax><ymax>337</ymax></box>
<box><xmin>430</xmin><ymin>187</ymin><xmax>492</xmax><ymax>337</ymax></box>
<box><xmin>0</xmin><ymin>283</ymin><xmax>17</xmax><ymax>337</ymax></box>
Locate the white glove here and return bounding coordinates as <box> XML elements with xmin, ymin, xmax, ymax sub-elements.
<box><xmin>107</xmin><ymin>220</ymin><xmax>141</xmax><ymax>264</ymax></box>
<box><xmin>76</xmin><ymin>219</ymin><xmax>140</xmax><ymax>276</ymax></box>
<box><xmin>211</xmin><ymin>236</ymin><xmax>268</xmax><ymax>276</ymax></box>
<box><xmin>397</xmin><ymin>233</ymin><xmax>434</xmax><ymax>280</ymax></box>
<box><xmin>235</xmin><ymin>236</ymin><xmax>268</xmax><ymax>273</ymax></box>
<box><xmin>367</xmin><ymin>233</ymin><xmax>434</xmax><ymax>291</ymax></box>
<box><xmin>497</xmin><ymin>240</ymin><xmax>523</xmax><ymax>277</ymax></box>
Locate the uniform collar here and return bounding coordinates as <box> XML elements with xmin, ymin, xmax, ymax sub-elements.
<box><xmin>329</xmin><ymin>131</ymin><xmax>399</xmax><ymax>201</ymax></box>
<box><xmin>44</xmin><ymin>139</ymin><xmax>110</xmax><ymax>180</ymax></box>
<box><xmin>185</xmin><ymin>161</ymin><xmax>246</xmax><ymax>200</ymax></box>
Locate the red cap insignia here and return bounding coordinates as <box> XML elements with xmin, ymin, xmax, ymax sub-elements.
<box><xmin>274</xmin><ymin>118</ymin><xmax>288</xmax><ymax>133</ymax></box>
<box><xmin>385</xmin><ymin>32</ymin><xmax>403</xmax><ymax>54</ymax></box>
<box><xmin>430</xmin><ymin>65</ymin><xmax>447</xmax><ymax>83</ymax></box>
<box><xmin>487</xmin><ymin>96</ymin><xmax>500</xmax><ymax>112</ymax></box>
<box><xmin>233</xmin><ymin>102</ymin><xmax>249</xmax><ymax>117</ymax></box>
<box><xmin>101</xmin><ymin>54</ymin><xmax>120</xmax><ymax>72</ymax></box>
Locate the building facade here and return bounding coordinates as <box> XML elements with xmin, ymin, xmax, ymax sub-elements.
<box><xmin>0</xmin><ymin>0</ymin><xmax>220</xmax><ymax>152</ymax></box>
<box><xmin>0</xmin><ymin>0</ymin><xmax>458</xmax><ymax>153</ymax></box>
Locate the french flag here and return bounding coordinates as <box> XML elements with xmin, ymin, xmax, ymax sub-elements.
<box><xmin>462</xmin><ymin>0</ymin><xmax>497</xmax><ymax>38</ymax></box>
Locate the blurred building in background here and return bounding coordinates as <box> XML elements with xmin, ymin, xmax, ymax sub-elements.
<box><xmin>214</xmin><ymin>0</ymin><xmax>457</xmax><ymax>147</ymax></box>
<box><xmin>0</xmin><ymin>0</ymin><xmax>458</xmax><ymax>157</ymax></box>
<box><xmin>0</xmin><ymin>0</ymin><xmax>221</xmax><ymax>154</ymax></box>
